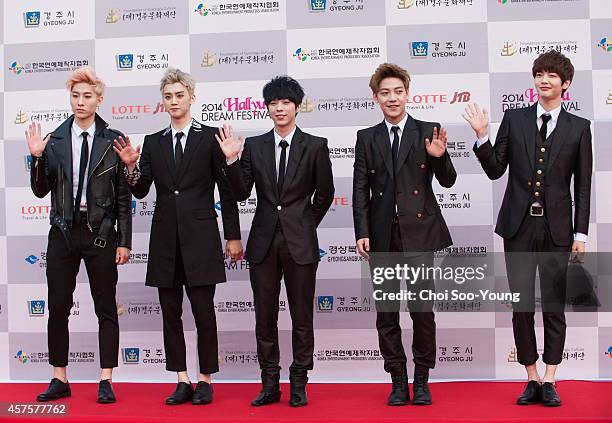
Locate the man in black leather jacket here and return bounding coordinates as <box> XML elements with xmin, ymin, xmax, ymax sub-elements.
<box><xmin>27</xmin><ymin>67</ymin><xmax>132</xmax><ymax>404</ymax></box>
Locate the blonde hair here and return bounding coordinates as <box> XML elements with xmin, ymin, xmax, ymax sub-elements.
<box><xmin>66</xmin><ymin>66</ymin><xmax>105</xmax><ymax>96</ymax></box>
<box><xmin>159</xmin><ymin>67</ymin><xmax>196</xmax><ymax>96</ymax></box>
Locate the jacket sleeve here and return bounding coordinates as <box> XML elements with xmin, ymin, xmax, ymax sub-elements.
<box><xmin>128</xmin><ymin>136</ymin><xmax>153</xmax><ymax>199</ymax></box>
<box><xmin>311</xmin><ymin>139</ymin><xmax>335</xmax><ymax>226</ymax></box>
<box><xmin>30</xmin><ymin>151</ymin><xmax>52</xmax><ymax>199</ymax></box>
<box><xmin>573</xmin><ymin>121</ymin><xmax>592</xmax><ymax>236</ymax></box>
<box><xmin>473</xmin><ymin>111</ymin><xmax>510</xmax><ymax>180</ymax></box>
<box><xmin>352</xmin><ymin>131</ymin><xmax>370</xmax><ymax>241</ymax></box>
<box><xmin>224</xmin><ymin>138</ymin><xmax>255</xmax><ymax>202</ymax></box>
<box><xmin>115</xmin><ymin>156</ymin><xmax>133</xmax><ymax>249</ymax></box>
<box><xmin>428</xmin><ymin>123</ymin><xmax>457</xmax><ymax>188</ymax></box>
<box><xmin>213</xmin><ymin>137</ymin><xmax>241</xmax><ymax>240</ymax></box>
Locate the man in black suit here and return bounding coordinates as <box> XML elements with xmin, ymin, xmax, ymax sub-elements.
<box><xmin>464</xmin><ymin>51</ymin><xmax>592</xmax><ymax>407</ymax></box>
<box><xmin>113</xmin><ymin>68</ymin><xmax>242</xmax><ymax>405</ymax></box>
<box><xmin>216</xmin><ymin>76</ymin><xmax>334</xmax><ymax>407</ymax></box>
<box><xmin>27</xmin><ymin>67</ymin><xmax>132</xmax><ymax>404</ymax></box>
<box><xmin>352</xmin><ymin>63</ymin><xmax>456</xmax><ymax>406</ymax></box>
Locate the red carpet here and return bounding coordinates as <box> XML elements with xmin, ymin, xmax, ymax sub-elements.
<box><xmin>0</xmin><ymin>381</ymin><xmax>610</xmax><ymax>422</ymax></box>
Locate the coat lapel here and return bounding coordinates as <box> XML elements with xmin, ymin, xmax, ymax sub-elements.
<box><xmin>176</xmin><ymin>120</ymin><xmax>205</xmax><ymax>182</ymax></box>
<box><xmin>547</xmin><ymin>108</ymin><xmax>570</xmax><ymax>170</ymax></box>
<box><xmin>372</xmin><ymin>121</ymin><xmax>393</xmax><ymax>178</ymax></box>
<box><xmin>521</xmin><ymin>103</ymin><xmax>538</xmax><ymax>171</ymax></box>
<box><xmin>280</xmin><ymin>127</ymin><xmax>305</xmax><ymax>198</ymax></box>
<box><xmin>261</xmin><ymin>130</ymin><xmax>278</xmax><ymax>199</ymax></box>
<box><xmin>159</xmin><ymin>126</ymin><xmax>176</xmax><ymax>183</ymax></box>
<box><xmin>48</xmin><ymin>116</ymin><xmax>73</xmax><ymax>183</ymax></box>
<box><xmin>395</xmin><ymin>114</ymin><xmax>419</xmax><ymax>175</ymax></box>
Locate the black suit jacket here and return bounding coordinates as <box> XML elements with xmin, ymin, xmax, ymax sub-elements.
<box><xmin>352</xmin><ymin>116</ymin><xmax>456</xmax><ymax>253</ymax></box>
<box><xmin>31</xmin><ymin>113</ymin><xmax>132</xmax><ymax>248</ymax></box>
<box><xmin>129</xmin><ymin>120</ymin><xmax>241</xmax><ymax>287</ymax></box>
<box><xmin>225</xmin><ymin>127</ymin><xmax>334</xmax><ymax>265</ymax></box>
<box><xmin>474</xmin><ymin>103</ymin><xmax>592</xmax><ymax>246</ymax></box>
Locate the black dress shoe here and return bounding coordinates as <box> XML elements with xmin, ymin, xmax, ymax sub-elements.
<box><xmin>165</xmin><ymin>382</ymin><xmax>194</xmax><ymax>405</ymax></box>
<box><xmin>37</xmin><ymin>378</ymin><xmax>71</xmax><ymax>402</ymax></box>
<box><xmin>97</xmin><ymin>379</ymin><xmax>116</xmax><ymax>404</ymax></box>
<box><xmin>387</xmin><ymin>373</ymin><xmax>409</xmax><ymax>406</ymax></box>
<box><xmin>541</xmin><ymin>382</ymin><xmax>561</xmax><ymax>407</ymax></box>
<box><xmin>412</xmin><ymin>374</ymin><xmax>432</xmax><ymax>405</ymax></box>
<box><xmin>192</xmin><ymin>381</ymin><xmax>213</xmax><ymax>405</ymax></box>
<box><xmin>251</xmin><ymin>389</ymin><xmax>281</xmax><ymax>406</ymax></box>
<box><xmin>516</xmin><ymin>380</ymin><xmax>541</xmax><ymax>405</ymax></box>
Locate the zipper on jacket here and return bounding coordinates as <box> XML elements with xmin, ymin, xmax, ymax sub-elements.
<box><xmin>88</xmin><ymin>144</ymin><xmax>113</xmax><ymax>182</ymax></box>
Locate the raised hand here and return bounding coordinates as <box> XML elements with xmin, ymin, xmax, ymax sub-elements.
<box><xmin>25</xmin><ymin>122</ymin><xmax>50</xmax><ymax>157</ymax></box>
<box><xmin>215</xmin><ymin>124</ymin><xmax>243</xmax><ymax>161</ymax></box>
<box><xmin>462</xmin><ymin>103</ymin><xmax>489</xmax><ymax>139</ymax></box>
<box><xmin>113</xmin><ymin>135</ymin><xmax>141</xmax><ymax>169</ymax></box>
<box><xmin>425</xmin><ymin>126</ymin><xmax>447</xmax><ymax>158</ymax></box>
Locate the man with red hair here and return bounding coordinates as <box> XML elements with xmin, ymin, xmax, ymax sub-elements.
<box><xmin>26</xmin><ymin>67</ymin><xmax>132</xmax><ymax>404</ymax></box>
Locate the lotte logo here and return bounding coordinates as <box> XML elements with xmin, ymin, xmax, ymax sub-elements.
<box><xmin>21</xmin><ymin>205</ymin><xmax>51</xmax><ymax>215</ymax></box>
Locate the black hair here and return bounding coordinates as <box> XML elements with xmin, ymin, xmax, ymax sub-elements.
<box><xmin>262</xmin><ymin>76</ymin><xmax>305</xmax><ymax>108</ymax></box>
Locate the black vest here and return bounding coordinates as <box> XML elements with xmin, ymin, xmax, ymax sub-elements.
<box><xmin>532</xmin><ymin>128</ymin><xmax>555</xmax><ymax>205</ymax></box>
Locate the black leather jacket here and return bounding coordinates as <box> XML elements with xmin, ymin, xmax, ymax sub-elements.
<box><xmin>30</xmin><ymin>114</ymin><xmax>132</xmax><ymax>249</ymax></box>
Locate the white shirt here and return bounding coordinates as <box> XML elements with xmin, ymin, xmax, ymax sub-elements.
<box><xmin>536</xmin><ymin>102</ymin><xmax>561</xmax><ymax>139</ymax></box>
<box><xmin>384</xmin><ymin>114</ymin><xmax>408</xmax><ymax>156</ymax></box>
<box><xmin>274</xmin><ymin>127</ymin><xmax>296</xmax><ymax>178</ymax></box>
<box><xmin>474</xmin><ymin>103</ymin><xmax>586</xmax><ymax>243</ymax></box>
<box><xmin>171</xmin><ymin>120</ymin><xmax>191</xmax><ymax>157</ymax></box>
<box><xmin>71</xmin><ymin>121</ymin><xmax>95</xmax><ymax>209</ymax></box>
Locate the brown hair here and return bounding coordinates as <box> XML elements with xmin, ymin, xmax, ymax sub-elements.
<box><xmin>66</xmin><ymin>66</ymin><xmax>105</xmax><ymax>96</ymax></box>
<box><xmin>369</xmin><ymin>63</ymin><xmax>411</xmax><ymax>94</ymax></box>
<box><xmin>532</xmin><ymin>51</ymin><xmax>574</xmax><ymax>95</ymax></box>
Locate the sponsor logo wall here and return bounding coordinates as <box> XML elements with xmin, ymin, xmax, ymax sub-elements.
<box><xmin>0</xmin><ymin>0</ymin><xmax>609</xmax><ymax>382</ymax></box>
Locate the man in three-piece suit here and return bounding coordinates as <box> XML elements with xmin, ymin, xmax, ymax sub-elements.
<box><xmin>216</xmin><ymin>76</ymin><xmax>335</xmax><ymax>407</ymax></box>
<box><xmin>113</xmin><ymin>68</ymin><xmax>243</xmax><ymax>406</ymax></box>
<box><xmin>352</xmin><ymin>63</ymin><xmax>456</xmax><ymax>406</ymax></box>
<box><xmin>464</xmin><ymin>51</ymin><xmax>592</xmax><ymax>407</ymax></box>
<box><xmin>28</xmin><ymin>67</ymin><xmax>132</xmax><ymax>404</ymax></box>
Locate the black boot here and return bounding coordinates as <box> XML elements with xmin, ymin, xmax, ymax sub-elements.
<box><xmin>387</xmin><ymin>366</ymin><xmax>409</xmax><ymax>406</ymax></box>
<box><xmin>412</xmin><ymin>366</ymin><xmax>432</xmax><ymax>405</ymax></box>
<box><xmin>289</xmin><ymin>370</ymin><xmax>308</xmax><ymax>407</ymax></box>
<box><xmin>251</xmin><ymin>370</ymin><xmax>281</xmax><ymax>407</ymax></box>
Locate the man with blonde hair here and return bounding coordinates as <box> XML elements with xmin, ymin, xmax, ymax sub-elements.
<box><xmin>114</xmin><ymin>68</ymin><xmax>242</xmax><ymax>405</ymax></box>
<box><xmin>27</xmin><ymin>66</ymin><xmax>132</xmax><ymax>403</ymax></box>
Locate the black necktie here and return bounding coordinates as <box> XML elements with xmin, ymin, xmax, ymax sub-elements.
<box><xmin>540</xmin><ymin>114</ymin><xmax>551</xmax><ymax>141</ymax></box>
<box><xmin>74</xmin><ymin>132</ymin><xmax>89</xmax><ymax>218</ymax></box>
<box><xmin>174</xmin><ymin>132</ymin><xmax>184</xmax><ymax>173</ymax></box>
<box><xmin>391</xmin><ymin>126</ymin><xmax>400</xmax><ymax>172</ymax></box>
<box><xmin>278</xmin><ymin>139</ymin><xmax>289</xmax><ymax>191</ymax></box>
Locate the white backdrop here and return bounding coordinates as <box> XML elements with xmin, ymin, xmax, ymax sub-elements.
<box><xmin>0</xmin><ymin>0</ymin><xmax>611</xmax><ymax>382</ymax></box>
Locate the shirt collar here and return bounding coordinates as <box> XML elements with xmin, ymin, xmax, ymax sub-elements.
<box><xmin>171</xmin><ymin>120</ymin><xmax>192</xmax><ymax>139</ymax></box>
<box><xmin>72</xmin><ymin>121</ymin><xmax>96</xmax><ymax>139</ymax></box>
<box><xmin>537</xmin><ymin>102</ymin><xmax>562</xmax><ymax>124</ymax></box>
<box><xmin>274</xmin><ymin>126</ymin><xmax>296</xmax><ymax>147</ymax></box>
<box><xmin>384</xmin><ymin>114</ymin><xmax>408</xmax><ymax>137</ymax></box>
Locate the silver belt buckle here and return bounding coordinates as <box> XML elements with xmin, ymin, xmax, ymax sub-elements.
<box><xmin>93</xmin><ymin>238</ymin><xmax>107</xmax><ymax>248</ymax></box>
<box><xmin>530</xmin><ymin>204</ymin><xmax>544</xmax><ymax>217</ymax></box>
